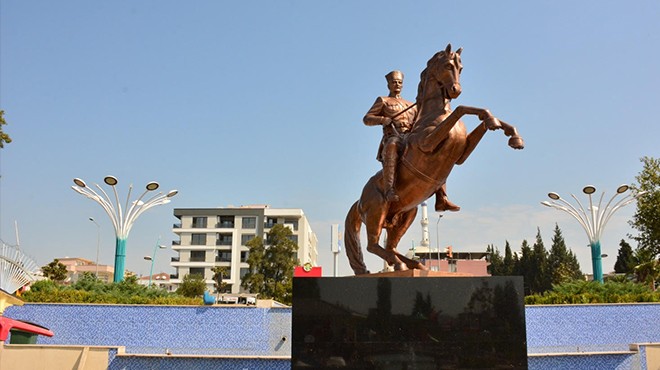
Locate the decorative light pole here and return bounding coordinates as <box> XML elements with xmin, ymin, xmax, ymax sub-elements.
<box><xmin>72</xmin><ymin>176</ymin><xmax>178</xmax><ymax>282</ymax></box>
<box><xmin>144</xmin><ymin>239</ymin><xmax>167</xmax><ymax>287</ymax></box>
<box><xmin>541</xmin><ymin>184</ymin><xmax>645</xmax><ymax>283</ymax></box>
<box><xmin>89</xmin><ymin>217</ymin><xmax>101</xmax><ymax>278</ymax></box>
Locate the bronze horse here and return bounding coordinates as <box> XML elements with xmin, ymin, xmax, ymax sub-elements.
<box><xmin>345</xmin><ymin>44</ymin><xmax>524</xmax><ymax>275</ymax></box>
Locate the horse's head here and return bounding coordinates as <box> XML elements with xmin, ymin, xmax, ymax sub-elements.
<box><xmin>418</xmin><ymin>44</ymin><xmax>463</xmax><ymax>103</ymax></box>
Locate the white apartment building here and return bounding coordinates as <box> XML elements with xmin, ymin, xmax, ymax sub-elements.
<box><xmin>170</xmin><ymin>205</ymin><xmax>318</xmax><ymax>293</ymax></box>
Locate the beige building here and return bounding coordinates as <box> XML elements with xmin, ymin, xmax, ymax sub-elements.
<box><xmin>170</xmin><ymin>205</ymin><xmax>318</xmax><ymax>293</ymax></box>
<box><xmin>56</xmin><ymin>257</ymin><xmax>114</xmax><ymax>283</ymax></box>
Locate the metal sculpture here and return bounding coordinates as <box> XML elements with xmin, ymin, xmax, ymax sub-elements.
<box><xmin>345</xmin><ymin>44</ymin><xmax>524</xmax><ymax>275</ymax></box>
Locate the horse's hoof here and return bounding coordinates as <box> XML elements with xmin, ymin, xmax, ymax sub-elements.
<box><xmin>394</xmin><ymin>263</ymin><xmax>409</xmax><ymax>271</ymax></box>
<box><xmin>484</xmin><ymin>116</ymin><xmax>501</xmax><ymax>130</ymax></box>
<box><xmin>508</xmin><ymin>135</ymin><xmax>524</xmax><ymax>149</ymax></box>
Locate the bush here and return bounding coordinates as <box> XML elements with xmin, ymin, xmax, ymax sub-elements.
<box><xmin>525</xmin><ymin>280</ymin><xmax>660</xmax><ymax>304</ymax></box>
<box><xmin>21</xmin><ymin>276</ymin><xmax>202</xmax><ymax>305</ymax></box>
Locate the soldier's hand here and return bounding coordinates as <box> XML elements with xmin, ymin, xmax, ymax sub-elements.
<box><xmin>381</xmin><ymin>117</ymin><xmax>393</xmax><ymax>126</ymax></box>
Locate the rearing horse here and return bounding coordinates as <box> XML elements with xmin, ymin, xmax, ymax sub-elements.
<box><xmin>345</xmin><ymin>44</ymin><xmax>524</xmax><ymax>275</ymax></box>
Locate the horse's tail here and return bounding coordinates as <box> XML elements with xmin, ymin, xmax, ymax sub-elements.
<box><xmin>344</xmin><ymin>201</ymin><xmax>369</xmax><ymax>275</ymax></box>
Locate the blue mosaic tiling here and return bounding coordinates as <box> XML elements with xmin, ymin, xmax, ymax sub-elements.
<box><xmin>4</xmin><ymin>304</ymin><xmax>291</xmax><ymax>356</ymax></box>
<box><xmin>4</xmin><ymin>302</ymin><xmax>660</xmax><ymax>369</ymax></box>
<box><xmin>528</xmin><ymin>353</ymin><xmax>639</xmax><ymax>370</ymax></box>
<box><xmin>525</xmin><ymin>304</ymin><xmax>660</xmax><ymax>353</ymax></box>
<box><xmin>107</xmin><ymin>356</ymin><xmax>291</xmax><ymax>370</ymax></box>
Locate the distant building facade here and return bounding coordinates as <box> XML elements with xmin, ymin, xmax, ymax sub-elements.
<box><xmin>406</xmin><ymin>246</ymin><xmax>490</xmax><ymax>276</ymax></box>
<box><xmin>138</xmin><ymin>272</ymin><xmax>174</xmax><ymax>291</ymax></box>
<box><xmin>171</xmin><ymin>205</ymin><xmax>318</xmax><ymax>293</ymax></box>
<box><xmin>56</xmin><ymin>257</ymin><xmax>114</xmax><ymax>283</ymax></box>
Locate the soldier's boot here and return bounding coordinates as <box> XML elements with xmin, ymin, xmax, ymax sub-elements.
<box><xmin>435</xmin><ymin>184</ymin><xmax>460</xmax><ymax>212</ymax></box>
<box><xmin>382</xmin><ymin>153</ymin><xmax>400</xmax><ymax>203</ymax></box>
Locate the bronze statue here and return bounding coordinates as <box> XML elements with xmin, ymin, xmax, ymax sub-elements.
<box><xmin>364</xmin><ymin>71</ymin><xmax>460</xmax><ymax>211</ymax></box>
<box><xmin>363</xmin><ymin>71</ymin><xmax>418</xmax><ymax>203</ymax></box>
<box><xmin>345</xmin><ymin>44</ymin><xmax>524</xmax><ymax>275</ymax></box>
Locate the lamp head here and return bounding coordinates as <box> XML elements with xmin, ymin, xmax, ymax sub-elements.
<box><xmin>104</xmin><ymin>176</ymin><xmax>118</xmax><ymax>186</ymax></box>
<box><xmin>144</xmin><ymin>256</ymin><xmax>153</xmax><ymax>261</ymax></box>
<box><xmin>73</xmin><ymin>178</ymin><xmax>87</xmax><ymax>188</ymax></box>
<box><xmin>166</xmin><ymin>190</ymin><xmax>178</xmax><ymax>198</ymax></box>
<box><xmin>616</xmin><ymin>184</ymin><xmax>630</xmax><ymax>194</ymax></box>
<box><xmin>548</xmin><ymin>192</ymin><xmax>560</xmax><ymax>200</ymax></box>
<box><xmin>146</xmin><ymin>182</ymin><xmax>159</xmax><ymax>191</ymax></box>
<box><xmin>582</xmin><ymin>185</ymin><xmax>596</xmax><ymax>195</ymax></box>
<box><xmin>541</xmin><ymin>201</ymin><xmax>552</xmax><ymax>207</ymax></box>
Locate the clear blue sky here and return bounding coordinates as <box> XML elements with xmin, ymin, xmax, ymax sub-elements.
<box><xmin>1</xmin><ymin>1</ymin><xmax>659</xmax><ymax>277</ymax></box>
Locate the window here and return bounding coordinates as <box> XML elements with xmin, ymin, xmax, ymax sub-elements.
<box><xmin>240</xmin><ymin>250</ymin><xmax>249</xmax><ymax>263</ymax></box>
<box><xmin>189</xmin><ymin>268</ymin><xmax>205</xmax><ymax>278</ymax></box>
<box><xmin>240</xmin><ymin>268</ymin><xmax>250</xmax><ymax>280</ymax></box>
<box><xmin>288</xmin><ymin>235</ymin><xmax>298</xmax><ymax>244</ymax></box>
<box><xmin>216</xmin><ymin>251</ymin><xmax>232</xmax><ymax>262</ymax></box>
<box><xmin>190</xmin><ymin>250</ymin><xmax>206</xmax><ymax>262</ymax></box>
<box><xmin>284</xmin><ymin>218</ymin><xmax>299</xmax><ymax>231</ymax></box>
<box><xmin>216</xmin><ymin>233</ymin><xmax>232</xmax><ymax>246</ymax></box>
<box><xmin>191</xmin><ymin>233</ymin><xmax>207</xmax><ymax>246</ymax></box>
<box><xmin>242</xmin><ymin>217</ymin><xmax>256</xmax><ymax>229</ymax></box>
<box><xmin>265</xmin><ymin>217</ymin><xmax>277</xmax><ymax>228</ymax></box>
<box><xmin>241</xmin><ymin>234</ymin><xmax>255</xmax><ymax>246</ymax></box>
<box><xmin>192</xmin><ymin>217</ymin><xmax>207</xmax><ymax>228</ymax></box>
<box><xmin>217</xmin><ymin>215</ymin><xmax>235</xmax><ymax>228</ymax></box>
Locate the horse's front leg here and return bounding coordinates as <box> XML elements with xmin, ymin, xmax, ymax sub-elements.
<box><xmin>499</xmin><ymin>120</ymin><xmax>524</xmax><ymax>149</ymax></box>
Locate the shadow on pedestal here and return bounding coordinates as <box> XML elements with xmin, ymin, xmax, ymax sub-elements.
<box><xmin>293</xmin><ymin>276</ymin><xmax>527</xmax><ymax>369</ymax></box>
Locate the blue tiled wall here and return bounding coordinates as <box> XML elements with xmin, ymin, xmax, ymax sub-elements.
<box><xmin>5</xmin><ymin>302</ymin><xmax>660</xmax><ymax>368</ymax></box>
<box><xmin>4</xmin><ymin>304</ymin><xmax>291</xmax><ymax>356</ymax></box>
<box><xmin>525</xmin><ymin>304</ymin><xmax>660</xmax><ymax>353</ymax></box>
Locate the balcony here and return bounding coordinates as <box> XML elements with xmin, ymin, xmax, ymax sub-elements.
<box><xmin>171</xmin><ymin>257</ymin><xmax>180</xmax><ymax>262</ymax></box>
<box><xmin>215</xmin><ymin>222</ymin><xmax>235</xmax><ymax>229</ymax></box>
<box><xmin>169</xmin><ymin>274</ymin><xmax>179</xmax><ymax>279</ymax></box>
<box><xmin>173</xmin><ymin>223</ymin><xmax>181</xmax><ymax>228</ymax></box>
<box><xmin>172</xmin><ymin>240</ymin><xmax>181</xmax><ymax>246</ymax></box>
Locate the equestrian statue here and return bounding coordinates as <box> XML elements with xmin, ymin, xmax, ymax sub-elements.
<box><xmin>345</xmin><ymin>44</ymin><xmax>524</xmax><ymax>275</ymax></box>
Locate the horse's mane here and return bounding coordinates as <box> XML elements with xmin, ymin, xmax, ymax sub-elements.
<box><xmin>412</xmin><ymin>47</ymin><xmax>462</xmax><ymax>132</ymax></box>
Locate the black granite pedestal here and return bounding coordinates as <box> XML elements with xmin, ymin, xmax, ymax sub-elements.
<box><xmin>292</xmin><ymin>275</ymin><xmax>527</xmax><ymax>369</ymax></box>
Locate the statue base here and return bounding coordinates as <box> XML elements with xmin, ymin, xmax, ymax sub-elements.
<box><xmin>292</xmin><ymin>276</ymin><xmax>527</xmax><ymax>369</ymax></box>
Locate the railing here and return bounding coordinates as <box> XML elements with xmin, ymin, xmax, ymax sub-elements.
<box><xmin>169</xmin><ymin>274</ymin><xmax>178</xmax><ymax>279</ymax></box>
<box><xmin>172</xmin><ymin>240</ymin><xmax>181</xmax><ymax>246</ymax></box>
<box><xmin>172</xmin><ymin>223</ymin><xmax>181</xmax><ymax>228</ymax></box>
<box><xmin>215</xmin><ymin>222</ymin><xmax>235</xmax><ymax>228</ymax></box>
<box><xmin>171</xmin><ymin>257</ymin><xmax>180</xmax><ymax>262</ymax></box>
<box><xmin>216</xmin><ymin>240</ymin><xmax>232</xmax><ymax>246</ymax></box>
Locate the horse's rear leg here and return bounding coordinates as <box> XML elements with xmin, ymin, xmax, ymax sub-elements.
<box><xmin>386</xmin><ymin>208</ymin><xmax>426</xmax><ymax>270</ymax></box>
<box><xmin>364</xmin><ymin>208</ymin><xmax>406</xmax><ymax>270</ymax></box>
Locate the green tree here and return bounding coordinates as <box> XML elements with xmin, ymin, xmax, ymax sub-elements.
<box><xmin>547</xmin><ymin>224</ymin><xmax>583</xmax><ymax>285</ymax></box>
<box><xmin>614</xmin><ymin>239</ymin><xmax>636</xmax><ymax>274</ymax></box>
<box><xmin>212</xmin><ymin>266</ymin><xmax>229</xmax><ymax>293</ymax></box>
<box><xmin>41</xmin><ymin>259</ymin><xmax>68</xmax><ymax>282</ymax></box>
<box><xmin>241</xmin><ymin>224</ymin><xmax>299</xmax><ymax>305</ymax></box>
<box><xmin>0</xmin><ymin>110</ymin><xmax>12</xmax><ymax>148</ymax></box>
<box><xmin>486</xmin><ymin>244</ymin><xmax>504</xmax><ymax>276</ymax></box>
<box><xmin>529</xmin><ymin>229</ymin><xmax>550</xmax><ymax>294</ymax></box>
<box><xmin>514</xmin><ymin>240</ymin><xmax>533</xmax><ymax>295</ymax></box>
<box><xmin>176</xmin><ymin>274</ymin><xmax>206</xmax><ymax>297</ymax></box>
<box><xmin>630</xmin><ymin>156</ymin><xmax>660</xmax><ymax>260</ymax></box>
<box><xmin>633</xmin><ymin>247</ymin><xmax>660</xmax><ymax>290</ymax></box>
<box><xmin>502</xmin><ymin>241</ymin><xmax>515</xmax><ymax>275</ymax></box>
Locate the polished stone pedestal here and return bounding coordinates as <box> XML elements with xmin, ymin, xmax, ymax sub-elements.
<box><xmin>292</xmin><ymin>276</ymin><xmax>527</xmax><ymax>369</ymax></box>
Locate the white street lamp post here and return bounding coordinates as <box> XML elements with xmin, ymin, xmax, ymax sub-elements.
<box><xmin>72</xmin><ymin>176</ymin><xmax>178</xmax><ymax>283</ymax></box>
<box><xmin>89</xmin><ymin>217</ymin><xmax>101</xmax><ymax>278</ymax></box>
<box><xmin>541</xmin><ymin>184</ymin><xmax>645</xmax><ymax>283</ymax></box>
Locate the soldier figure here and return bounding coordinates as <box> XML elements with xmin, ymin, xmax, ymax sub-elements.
<box><xmin>363</xmin><ymin>70</ymin><xmax>460</xmax><ymax>211</ymax></box>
